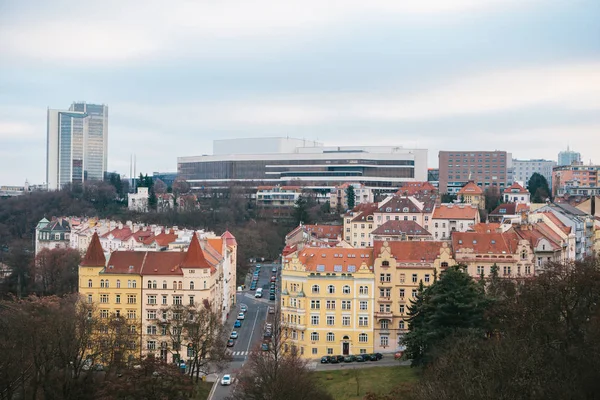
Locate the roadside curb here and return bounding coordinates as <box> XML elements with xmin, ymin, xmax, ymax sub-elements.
<box><xmin>207</xmin><ymin>378</ymin><xmax>219</xmax><ymax>400</ymax></box>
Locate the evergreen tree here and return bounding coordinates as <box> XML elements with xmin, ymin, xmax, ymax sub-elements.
<box><xmin>346</xmin><ymin>185</ymin><xmax>356</xmax><ymax>210</ymax></box>
<box><xmin>293</xmin><ymin>196</ymin><xmax>310</xmax><ymax>225</ymax></box>
<box><xmin>403</xmin><ymin>265</ymin><xmax>489</xmax><ymax>366</ymax></box>
<box><xmin>527</xmin><ymin>172</ymin><xmax>551</xmax><ymax>203</ymax></box>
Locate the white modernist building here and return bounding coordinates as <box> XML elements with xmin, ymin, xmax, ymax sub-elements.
<box><xmin>512</xmin><ymin>159</ymin><xmax>556</xmax><ymax>189</ymax></box>
<box><xmin>178</xmin><ymin>137</ymin><xmax>428</xmax><ymax>190</ymax></box>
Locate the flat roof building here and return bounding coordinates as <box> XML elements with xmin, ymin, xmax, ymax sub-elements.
<box><xmin>178</xmin><ymin>138</ymin><xmax>427</xmax><ymax>189</ymax></box>
<box><xmin>438</xmin><ymin>150</ymin><xmax>512</xmax><ymax>194</ymax></box>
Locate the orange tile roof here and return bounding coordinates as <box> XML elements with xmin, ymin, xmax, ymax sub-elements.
<box><xmin>374</xmin><ymin>240</ymin><xmax>447</xmax><ymax>262</ymax></box>
<box><xmin>371</xmin><ymin>220</ymin><xmax>431</xmax><ymax>236</ymax></box>
<box><xmin>207</xmin><ymin>238</ymin><xmax>223</xmax><ymax>255</ymax></box>
<box><xmin>503</xmin><ymin>182</ymin><xmax>529</xmax><ymax>194</ymax></box>
<box><xmin>457</xmin><ymin>181</ymin><xmax>483</xmax><ymax>195</ymax></box>
<box><xmin>149</xmin><ymin>231</ymin><xmax>178</xmax><ymax>247</ymax></box>
<box><xmin>102</xmin><ymin>227</ymin><xmax>133</xmax><ymax>240</ymax></box>
<box><xmin>432</xmin><ymin>204</ymin><xmax>478</xmax><ymax>220</ymax></box>
<box><xmin>395</xmin><ymin>181</ymin><xmax>437</xmax><ymax>196</ymax></box>
<box><xmin>538</xmin><ymin>211</ymin><xmax>572</xmax><ymax>234</ymax></box>
<box><xmin>534</xmin><ymin>221</ymin><xmax>564</xmax><ymax>244</ymax></box>
<box><xmin>296</xmin><ymin>247</ymin><xmax>374</xmax><ymax>272</ymax></box>
<box><xmin>509</xmin><ymin>226</ymin><xmax>561</xmax><ymax>251</ymax></box>
<box><xmin>351</xmin><ymin>203</ymin><xmax>379</xmax><ymax>222</ymax></box>
<box><xmin>304</xmin><ymin>225</ymin><xmax>343</xmax><ymax>239</ymax></box>
<box><xmin>452</xmin><ymin>231</ymin><xmax>519</xmax><ymax>256</ymax></box>
<box><xmin>470</xmin><ymin>223</ymin><xmax>501</xmax><ymax>233</ymax></box>
<box><xmin>181</xmin><ymin>234</ymin><xmax>211</xmax><ymax>269</ymax></box>
<box><xmin>81</xmin><ymin>232</ymin><xmax>106</xmax><ymax>267</ymax></box>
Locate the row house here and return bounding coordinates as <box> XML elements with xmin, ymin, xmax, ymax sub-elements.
<box><xmin>431</xmin><ymin>204</ymin><xmax>480</xmax><ymax>240</ymax></box>
<box><xmin>372</xmin><ymin>240</ymin><xmax>455</xmax><ymax>353</ymax></box>
<box><xmin>281</xmin><ymin>247</ymin><xmax>375</xmax><ymax>358</ymax></box>
<box><xmin>370</xmin><ymin>220</ymin><xmax>432</xmax><ymax>242</ymax></box>
<box><xmin>373</xmin><ymin>196</ymin><xmax>434</xmax><ymax>231</ymax></box>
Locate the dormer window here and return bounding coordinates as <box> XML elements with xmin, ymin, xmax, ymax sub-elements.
<box><xmin>386</xmin><ymin>207</ymin><xmax>392</xmax><ymax>212</ymax></box>
<box><xmin>402</xmin><ymin>207</ymin><xmax>409</xmax><ymax>213</ymax></box>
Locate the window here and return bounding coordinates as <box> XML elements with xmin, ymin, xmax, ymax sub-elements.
<box><xmin>99</xmin><ymin>279</ymin><xmax>104</xmax><ymax>288</ymax></box>
<box><xmin>105</xmin><ymin>280</ymin><xmax>109</xmax><ymax>288</ymax></box>
<box><xmin>311</xmin><ymin>315</ymin><xmax>319</xmax><ymax>325</ymax></box>
<box><xmin>327</xmin><ymin>348</ymin><xmax>334</xmax><ymax>355</ymax></box>
<box><xmin>87</xmin><ymin>294</ymin><xmax>93</xmax><ymax>303</ymax></box>
<box><xmin>399</xmin><ymin>304</ymin><xmax>405</xmax><ymax>314</ymax></box>
<box><xmin>189</xmin><ymin>296</ymin><xmax>194</xmax><ymax>305</ymax></box>
<box><xmin>326</xmin><ymin>300</ymin><xmax>336</xmax><ymax>310</ymax></box>
<box><xmin>399</xmin><ymin>273</ymin><xmax>405</xmax><ymax>283</ymax></box>
<box><xmin>525</xmin><ymin>265</ymin><xmax>531</xmax><ymax>275</ymax></box>
<box><xmin>343</xmin><ymin>285</ymin><xmax>351</xmax><ymax>294</ymax></box>
<box><xmin>127</xmin><ymin>295</ymin><xmax>136</xmax><ymax>304</ymax></box>
<box><xmin>162</xmin><ymin>280</ymin><xmax>167</xmax><ymax>289</ymax></box>
<box><xmin>359</xmin><ymin>301</ymin><xmax>368</xmax><ymax>311</ymax></box>
<box><xmin>100</xmin><ymin>309</ymin><xmax>109</xmax><ymax>319</ymax></box>
<box><xmin>312</xmin><ymin>348</ymin><xmax>318</xmax><ymax>355</ymax></box>
<box><xmin>342</xmin><ymin>316</ymin><xmax>350</xmax><ymax>326</ymax></box>
<box><xmin>412</xmin><ymin>274</ymin><xmax>417</xmax><ymax>283</ymax></box>
<box><xmin>424</xmin><ymin>274</ymin><xmax>430</xmax><ymax>283</ymax></box>
<box><xmin>173</xmin><ymin>295</ymin><xmax>183</xmax><ymax>305</ymax></box>
<box><xmin>326</xmin><ymin>316</ymin><xmax>335</xmax><ymax>326</ymax></box>
<box><xmin>503</xmin><ymin>266</ymin><xmax>511</xmax><ymax>276</ymax></box>
<box><xmin>147</xmin><ymin>280</ymin><xmax>152</xmax><ymax>289</ymax></box>
<box><xmin>381</xmin><ymin>319</ymin><xmax>389</xmax><ymax>329</ymax></box>
<box><xmin>147</xmin><ymin>310</ymin><xmax>156</xmax><ymax>319</ymax></box>
<box><xmin>127</xmin><ymin>310</ymin><xmax>136</xmax><ymax>319</ymax></box>
<box><xmin>88</xmin><ymin>279</ymin><xmax>92</xmax><ymax>288</ymax></box>
<box><xmin>341</xmin><ymin>300</ymin><xmax>351</xmax><ymax>310</ymax></box>
<box><xmin>399</xmin><ymin>289</ymin><xmax>405</xmax><ymax>298</ymax></box>
<box><xmin>412</xmin><ymin>289</ymin><xmax>417</xmax><ymax>298</ymax></box>
<box><xmin>477</xmin><ymin>265</ymin><xmax>484</xmax><ymax>275</ymax></box>
<box><xmin>359</xmin><ymin>333</ymin><xmax>368</xmax><ymax>343</ymax></box>
<box><xmin>178</xmin><ymin>281</ymin><xmax>183</xmax><ymax>290</ymax></box>
<box><xmin>359</xmin><ymin>286</ymin><xmax>368</xmax><ymax>295</ymax></box>
<box><xmin>152</xmin><ymin>280</ymin><xmax>157</xmax><ymax>289</ymax></box>
<box><xmin>162</xmin><ymin>295</ymin><xmax>167</xmax><ymax>305</ymax></box>
<box><xmin>173</xmin><ymin>281</ymin><xmax>177</xmax><ymax>289</ymax></box>
<box><xmin>190</xmin><ymin>281</ymin><xmax>195</xmax><ymax>290</ymax></box>
<box><xmin>326</xmin><ymin>332</ymin><xmax>335</xmax><ymax>342</ymax></box>
<box><xmin>359</xmin><ymin>316</ymin><xmax>369</xmax><ymax>327</ymax></box>
<box><xmin>161</xmin><ymin>325</ymin><xmax>168</xmax><ymax>336</ymax></box>
<box><xmin>310</xmin><ymin>332</ymin><xmax>319</xmax><ymax>341</ymax></box>
<box><xmin>380</xmin><ymin>336</ymin><xmax>389</xmax><ymax>347</ymax></box>
<box><xmin>116</xmin><ymin>280</ymin><xmax>120</xmax><ymax>288</ymax></box>
<box><xmin>115</xmin><ymin>294</ymin><xmax>121</xmax><ymax>304</ymax></box>
<box><xmin>311</xmin><ymin>300</ymin><xmax>320</xmax><ymax>309</ymax></box>
<box><xmin>399</xmin><ymin>320</ymin><xmax>405</xmax><ymax>329</ymax></box>
<box><xmin>327</xmin><ymin>285</ymin><xmax>335</xmax><ymax>294</ymax></box>
<box><xmin>100</xmin><ymin>294</ymin><xmax>109</xmax><ymax>303</ymax></box>
<box><xmin>147</xmin><ymin>341</ymin><xmax>156</xmax><ymax>350</ymax></box>
<box><xmin>147</xmin><ymin>325</ymin><xmax>157</xmax><ymax>335</ymax></box>
<box><xmin>312</xmin><ymin>285</ymin><xmax>320</xmax><ymax>294</ymax></box>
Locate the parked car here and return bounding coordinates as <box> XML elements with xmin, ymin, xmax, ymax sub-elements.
<box><xmin>261</xmin><ymin>343</ymin><xmax>269</xmax><ymax>351</ymax></box>
<box><xmin>230</xmin><ymin>331</ymin><xmax>238</xmax><ymax>339</ymax></box>
<box><xmin>375</xmin><ymin>353</ymin><xmax>383</xmax><ymax>360</ymax></box>
<box><xmin>265</xmin><ymin>323</ymin><xmax>273</xmax><ymax>330</ymax></box>
<box><xmin>335</xmin><ymin>355</ymin><xmax>345</xmax><ymax>363</ymax></box>
<box><xmin>240</xmin><ymin>304</ymin><xmax>248</xmax><ymax>313</ymax></box>
<box><xmin>320</xmin><ymin>356</ymin><xmax>331</xmax><ymax>363</ymax></box>
<box><xmin>264</xmin><ymin>331</ymin><xmax>272</xmax><ymax>339</ymax></box>
<box><xmin>368</xmin><ymin>354</ymin><xmax>378</xmax><ymax>361</ymax></box>
<box><xmin>329</xmin><ymin>356</ymin><xmax>339</xmax><ymax>364</ymax></box>
<box><xmin>227</xmin><ymin>339</ymin><xmax>234</xmax><ymax>347</ymax></box>
<box><xmin>394</xmin><ymin>351</ymin><xmax>403</xmax><ymax>360</ymax></box>
<box><xmin>344</xmin><ymin>356</ymin><xmax>354</xmax><ymax>363</ymax></box>
<box><xmin>237</xmin><ymin>312</ymin><xmax>245</xmax><ymax>320</ymax></box>
<box><xmin>270</xmin><ymin>276</ymin><xmax>276</xmax><ymax>282</ymax></box>
<box><xmin>355</xmin><ymin>355</ymin><xmax>365</xmax><ymax>362</ymax></box>
<box><xmin>234</xmin><ymin>320</ymin><xmax>242</xmax><ymax>328</ymax></box>
<box><xmin>221</xmin><ymin>374</ymin><xmax>232</xmax><ymax>386</ymax></box>
<box><xmin>268</xmin><ymin>306</ymin><xmax>275</xmax><ymax>314</ymax></box>
<box><xmin>269</xmin><ymin>294</ymin><xmax>275</xmax><ymax>301</ymax></box>
<box><xmin>272</xmin><ymin>267</ymin><xmax>277</xmax><ymax>273</ymax></box>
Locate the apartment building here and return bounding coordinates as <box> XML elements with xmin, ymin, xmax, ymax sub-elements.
<box><xmin>370</xmin><ymin>220</ymin><xmax>432</xmax><ymax>242</ymax></box>
<box><xmin>457</xmin><ymin>181</ymin><xmax>485</xmax><ymax>210</ymax></box>
<box><xmin>372</xmin><ymin>240</ymin><xmax>455</xmax><ymax>353</ymax></box>
<box><xmin>512</xmin><ymin>159</ymin><xmax>556</xmax><ymax>189</ymax></box>
<box><xmin>35</xmin><ymin>217</ymin><xmax>71</xmax><ymax>254</ymax></box>
<box><xmin>281</xmin><ymin>247</ymin><xmax>375</xmax><ymax>358</ymax></box>
<box><xmin>438</xmin><ymin>150</ymin><xmax>512</xmax><ymax>194</ymax></box>
<box><xmin>373</xmin><ymin>196</ymin><xmax>435</xmax><ymax>231</ymax></box>
<box><xmin>343</xmin><ymin>203</ymin><xmax>379</xmax><ymax>247</ymax></box>
<box><xmin>430</xmin><ymin>204</ymin><xmax>480</xmax><ymax>240</ymax></box>
<box><xmin>552</xmin><ymin>164</ymin><xmax>600</xmax><ymax>197</ymax></box>
<box><xmin>330</xmin><ymin>183</ymin><xmax>374</xmax><ymax>211</ymax></box>
<box><xmin>503</xmin><ymin>182</ymin><xmax>530</xmax><ymax>204</ymax></box>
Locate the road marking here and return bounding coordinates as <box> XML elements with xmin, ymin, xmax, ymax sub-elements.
<box><xmin>246</xmin><ymin>304</ymin><xmax>262</xmax><ymax>356</ymax></box>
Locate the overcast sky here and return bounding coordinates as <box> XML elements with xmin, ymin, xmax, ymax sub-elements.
<box><xmin>1</xmin><ymin>0</ymin><xmax>599</xmax><ymax>185</ymax></box>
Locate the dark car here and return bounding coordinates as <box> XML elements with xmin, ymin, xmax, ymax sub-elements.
<box><xmin>227</xmin><ymin>339</ymin><xmax>234</xmax><ymax>347</ymax></box>
<box><xmin>269</xmin><ymin>294</ymin><xmax>275</xmax><ymax>301</ymax></box>
<box><xmin>355</xmin><ymin>355</ymin><xmax>365</xmax><ymax>362</ymax></box>
<box><xmin>368</xmin><ymin>354</ymin><xmax>378</xmax><ymax>361</ymax></box>
<box><xmin>329</xmin><ymin>356</ymin><xmax>339</xmax><ymax>364</ymax></box>
<box><xmin>344</xmin><ymin>356</ymin><xmax>354</xmax><ymax>363</ymax></box>
<box><xmin>375</xmin><ymin>353</ymin><xmax>383</xmax><ymax>360</ymax></box>
<box><xmin>261</xmin><ymin>343</ymin><xmax>269</xmax><ymax>351</ymax></box>
<box><xmin>264</xmin><ymin>331</ymin><xmax>272</xmax><ymax>339</ymax></box>
<box><xmin>335</xmin><ymin>355</ymin><xmax>345</xmax><ymax>363</ymax></box>
<box><xmin>320</xmin><ymin>356</ymin><xmax>331</xmax><ymax>364</ymax></box>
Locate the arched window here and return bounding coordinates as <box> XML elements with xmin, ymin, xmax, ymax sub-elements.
<box><xmin>178</xmin><ymin>281</ymin><xmax>183</xmax><ymax>290</ymax></box>
<box><xmin>100</xmin><ymin>279</ymin><xmax>105</xmax><ymax>288</ymax></box>
<box><xmin>441</xmin><ymin>262</ymin><xmax>449</xmax><ymax>268</ymax></box>
<box><xmin>312</xmin><ymin>285</ymin><xmax>320</xmax><ymax>294</ymax></box>
<box><xmin>162</xmin><ymin>280</ymin><xmax>167</xmax><ymax>289</ymax></box>
<box><xmin>152</xmin><ymin>280</ymin><xmax>157</xmax><ymax>289</ymax></box>
<box><xmin>190</xmin><ymin>281</ymin><xmax>195</xmax><ymax>290</ymax></box>
<box><xmin>521</xmin><ymin>250</ymin><xmax>527</xmax><ymax>260</ymax></box>
<box><xmin>132</xmin><ymin>280</ymin><xmax>137</xmax><ymax>288</ymax></box>
<box><xmin>382</xmin><ymin>260</ymin><xmax>390</xmax><ymax>267</ymax></box>
<box><xmin>127</xmin><ymin>280</ymin><xmax>132</xmax><ymax>288</ymax></box>
<box><xmin>343</xmin><ymin>285</ymin><xmax>351</xmax><ymax>294</ymax></box>
<box><xmin>173</xmin><ymin>281</ymin><xmax>177</xmax><ymax>289</ymax></box>
<box><xmin>116</xmin><ymin>279</ymin><xmax>121</xmax><ymax>288</ymax></box>
<box><xmin>310</xmin><ymin>332</ymin><xmax>319</xmax><ymax>341</ymax></box>
<box><xmin>204</xmin><ymin>281</ymin><xmax>207</xmax><ymax>289</ymax></box>
<box><xmin>359</xmin><ymin>333</ymin><xmax>368</xmax><ymax>343</ymax></box>
<box><xmin>327</xmin><ymin>285</ymin><xmax>335</xmax><ymax>294</ymax></box>
<box><xmin>88</xmin><ymin>279</ymin><xmax>93</xmax><ymax>288</ymax></box>
<box><xmin>326</xmin><ymin>332</ymin><xmax>335</xmax><ymax>342</ymax></box>
<box><xmin>147</xmin><ymin>280</ymin><xmax>152</xmax><ymax>289</ymax></box>
<box><xmin>105</xmin><ymin>280</ymin><xmax>109</xmax><ymax>288</ymax></box>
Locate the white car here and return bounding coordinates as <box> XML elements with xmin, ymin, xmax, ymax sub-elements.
<box><xmin>221</xmin><ymin>374</ymin><xmax>232</xmax><ymax>386</ymax></box>
<box><xmin>240</xmin><ymin>304</ymin><xmax>248</xmax><ymax>313</ymax></box>
<box><xmin>230</xmin><ymin>331</ymin><xmax>238</xmax><ymax>339</ymax></box>
<box><xmin>237</xmin><ymin>312</ymin><xmax>245</xmax><ymax>320</ymax></box>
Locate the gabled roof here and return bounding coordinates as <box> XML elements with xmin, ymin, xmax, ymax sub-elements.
<box><xmin>374</xmin><ymin>240</ymin><xmax>446</xmax><ymax>263</ymax></box>
<box><xmin>304</xmin><ymin>225</ymin><xmax>343</xmax><ymax>239</ymax></box>
<box><xmin>81</xmin><ymin>232</ymin><xmax>106</xmax><ymax>267</ymax></box>
<box><xmin>509</xmin><ymin>226</ymin><xmax>561</xmax><ymax>251</ymax></box>
<box><xmin>181</xmin><ymin>233</ymin><xmax>211</xmax><ymax>269</ymax></box>
<box><xmin>503</xmin><ymin>182</ymin><xmax>529</xmax><ymax>194</ymax></box>
<box><xmin>395</xmin><ymin>181</ymin><xmax>437</xmax><ymax>196</ymax></box>
<box><xmin>351</xmin><ymin>203</ymin><xmax>380</xmax><ymax>222</ymax></box>
<box><xmin>102</xmin><ymin>227</ymin><xmax>133</xmax><ymax>240</ymax></box>
<box><xmin>222</xmin><ymin>230</ymin><xmax>237</xmax><ymax>246</ymax></box>
<box><xmin>371</xmin><ymin>220</ymin><xmax>431</xmax><ymax>237</ymax></box>
<box><xmin>376</xmin><ymin>197</ymin><xmax>423</xmax><ymax>214</ymax></box>
<box><xmin>147</xmin><ymin>230</ymin><xmax>178</xmax><ymax>247</ymax></box>
<box><xmin>489</xmin><ymin>203</ymin><xmax>519</xmax><ymax>216</ymax></box>
<box><xmin>458</xmin><ymin>181</ymin><xmax>483</xmax><ymax>195</ymax></box>
<box><xmin>105</xmin><ymin>251</ymin><xmax>146</xmax><ymax>274</ymax></box>
<box><xmin>536</xmin><ymin>211</ymin><xmax>572</xmax><ymax>234</ymax></box>
<box><xmin>39</xmin><ymin>218</ymin><xmax>70</xmax><ymax>232</ymax></box>
<box><xmin>207</xmin><ymin>238</ymin><xmax>223</xmax><ymax>255</ymax></box>
<box><xmin>140</xmin><ymin>252</ymin><xmax>186</xmax><ymax>276</ymax></box>
<box><xmin>432</xmin><ymin>204</ymin><xmax>479</xmax><ymax>220</ymax></box>
<box><xmin>469</xmin><ymin>222</ymin><xmax>501</xmax><ymax>233</ymax></box>
<box><xmin>296</xmin><ymin>247</ymin><xmax>373</xmax><ymax>273</ymax></box>
<box><xmin>452</xmin><ymin>231</ymin><xmax>519</xmax><ymax>255</ymax></box>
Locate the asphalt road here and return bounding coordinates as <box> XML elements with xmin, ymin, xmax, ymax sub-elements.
<box><xmin>211</xmin><ymin>263</ymin><xmax>280</xmax><ymax>400</ymax></box>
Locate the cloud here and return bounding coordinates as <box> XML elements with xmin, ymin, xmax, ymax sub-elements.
<box><xmin>0</xmin><ymin>121</ymin><xmax>38</xmax><ymax>139</ymax></box>
<box><xmin>0</xmin><ymin>0</ymin><xmax>539</xmax><ymax>64</ymax></box>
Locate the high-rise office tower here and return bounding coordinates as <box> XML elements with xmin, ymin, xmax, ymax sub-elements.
<box><xmin>557</xmin><ymin>146</ymin><xmax>581</xmax><ymax>167</ymax></box>
<box><xmin>46</xmin><ymin>102</ymin><xmax>108</xmax><ymax>190</ymax></box>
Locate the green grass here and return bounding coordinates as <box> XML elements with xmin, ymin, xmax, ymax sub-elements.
<box><xmin>314</xmin><ymin>366</ymin><xmax>418</xmax><ymax>400</ymax></box>
<box><xmin>192</xmin><ymin>380</ymin><xmax>215</xmax><ymax>400</ymax></box>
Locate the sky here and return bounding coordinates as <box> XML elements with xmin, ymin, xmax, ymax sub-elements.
<box><xmin>0</xmin><ymin>0</ymin><xmax>599</xmax><ymax>185</ymax></box>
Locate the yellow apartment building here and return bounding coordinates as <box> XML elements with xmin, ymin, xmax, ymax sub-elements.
<box><xmin>281</xmin><ymin>247</ymin><xmax>375</xmax><ymax>358</ymax></box>
<box><xmin>457</xmin><ymin>181</ymin><xmax>485</xmax><ymax>210</ymax></box>
<box><xmin>372</xmin><ymin>240</ymin><xmax>455</xmax><ymax>353</ymax></box>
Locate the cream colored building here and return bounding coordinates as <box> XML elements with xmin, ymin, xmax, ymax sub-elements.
<box><xmin>457</xmin><ymin>181</ymin><xmax>485</xmax><ymax>210</ymax></box>
<box><xmin>281</xmin><ymin>247</ymin><xmax>375</xmax><ymax>358</ymax></box>
<box><xmin>372</xmin><ymin>240</ymin><xmax>455</xmax><ymax>353</ymax></box>
<box><xmin>431</xmin><ymin>204</ymin><xmax>480</xmax><ymax>240</ymax></box>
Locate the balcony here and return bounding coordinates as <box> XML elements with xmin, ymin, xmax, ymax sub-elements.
<box><xmin>374</xmin><ymin>311</ymin><xmax>393</xmax><ymax>319</ymax></box>
<box><xmin>378</xmin><ymin>296</ymin><xmax>393</xmax><ymax>303</ymax></box>
<box><xmin>281</xmin><ymin>321</ymin><xmax>306</xmax><ymax>331</ymax></box>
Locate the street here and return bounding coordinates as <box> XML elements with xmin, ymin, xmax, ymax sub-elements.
<box><xmin>210</xmin><ymin>263</ymin><xmax>280</xmax><ymax>400</ymax></box>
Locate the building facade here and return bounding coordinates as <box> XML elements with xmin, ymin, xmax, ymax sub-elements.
<box><xmin>178</xmin><ymin>137</ymin><xmax>428</xmax><ymax>189</ymax></box>
<box><xmin>558</xmin><ymin>147</ymin><xmax>581</xmax><ymax>167</ymax></box>
<box><xmin>503</xmin><ymin>182</ymin><xmax>530</xmax><ymax>203</ymax></box>
<box><xmin>512</xmin><ymin>159</ymin><xmax>556</xmax><ymax>189</ymax></box>
<box><xmin>438</xmin><ymin>150</ymin><xmax>512</xmax><ymax>194</ymax></box>
<box><xmin>47</xmin><ymin>102</ymin><xmax>108</xmax><ymax>190</ymax></box>
<box><xmin>281</xmin><ymin>247</ymin><xmax>375</xmax><ymax>358</ymax></box>
<box><xmin>35</xmin><ymin>217</ymin><xmax>71</xmax><ymax>254</ymax></box>
<box><xmin>552</xmin><ymin>164</ymin><xmax>600</xmax><ymax>197</ymax></box>
<box><xmin>457</xmin><ymin>181</ymin><xmax>485</xmax><ymax>210</ymax></box>
<box><xmin>330</xmin><ymin>183</ymin><xmax>374</xmax><ymax>212</ymax></box>
<box><xmin>430</xmin><ymin>204</ymin><xmax>480</xmax><ymax>240</ymax></box>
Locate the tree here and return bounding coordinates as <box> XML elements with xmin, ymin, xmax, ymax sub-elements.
<box><xmin>33</xmin><ymin>247</ymin><xmax>81</xmax><ymax>296</ymax></box>
<box><xmin>403</xmin><ymin>265</ymin><xmax>489</xmax><ymax>366</ymax></box>
<box><xmin>441</xmin><ymin>193</ymin><xmax>456</xmax><ymax>203</ymax></box>
<box><xmin>293</xmin><ymin>196</ymin><xmax>310</xmax><ymax>225</ymax></box>
<box><xmin>345</xmin><ymin>185</ymin><xmax>356</xmax><ymax>210</ymax></box>
<box><xmin>528</xmin><ymin>172</ymin><xmax>551</xmax><ymax>203</ymax></box>
<box><xmin>484</xmin><ymin>187</ymin><xmax>501</xmax><ymax>213</ymax></box>
<box><xmin>152</xmin><ymin>178</ymin><xmax>167</xmax><ymax>195</ymax></box>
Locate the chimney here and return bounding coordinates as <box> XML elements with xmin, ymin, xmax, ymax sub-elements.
<box><xmin>591</xmin><ymin>195</ymin><xmax>596</xmax><ymax>217</ymax></box>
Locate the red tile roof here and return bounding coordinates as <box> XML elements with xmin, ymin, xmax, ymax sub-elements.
<box><xmin>489</xmin><ymin>203</ymin><xmax>519</xmax><ymax>216</ymax></box>
<box><xmin>537</xmin><ymin>211</ymin><xmax>571</xmax><ymax>234</ymax></box>
<box><xmin>296</xmin><ymin>247</ymin><xmax>374</xmax><ymax>272</ymax></box>
<box><xmin>304</xmin><ymin>225</ymin><xmax>343</xmax><ymax>239</ymax></box>
<box><xmin>452</xmin><ymin>231</ymin><xmax>519</xmax><ymax>256</ymax></box>
<box><xmin>432</xmin><ymin>204</ymin><xmax>479</xmax><ymax>220</ymax></box>
<box><xmin>470</xmin><ymin>223</ymin><xmax>501</xmax><ymax>233</ymax></box>
<box><xmin>105</xmin><ymin>251</ymin><xmax>147</xmax><ymax>274</ymax></box>
<box><xmin>374</xmin><ymin>240</ymin><xmax>447</xmax><ymax>262</ymax></box>
<box><xmin>102</xmin><ymin>227</ymin><xmax>133</xmax><ymax>240</ymax></box>
<box><xmin>371</xmin><ymin>220</ymin><xmax>431</xmax><ymax>237</ymax></box>
<box><xmin>509</xmin><ymin>225</ymin><xmax>561</xmax><ymax>251</ymax></box>
<box><xmin>503</xmin><ymin>182</ymin><xmax>529</xmax><ymax>194</ymax></box>
<box><xmin>81</xmin><ymin>232</ymin><xmax>106</xmax><ymax>267</ymax></box>
<box><xmin>457</xmin><ymin>181</ymin><xmax>483</xmax><ymax>195</ymax></box>
<box><xmin>395</xmin><ymin>181</ymin><xmax>437</xmax><ymax>196</ymax></box>
<box><xmin>351</xmin><ymin>203</ymin><xmax>379</xmax><ymax>222</ymax></box>
<box><xmin>222</xmin><ymin>230</ymin><xmax>237</xmax><ymax>246</ymax></box>
<box><xmin>181</xmin><ymin>233</ymin><xmax>211</xmax><ymax>269</ymax></box>
<box><xmin>377</xmin><ymin>197</ymin><xmax>422</xmax><ymax>214</ymax></box>
<box><xmin>147</xmin><ymin>230</ymin><xmax>178</xmax><ymax>246</ymax></box>
<box><xmin>140</xmin><ymin>252</ymin><xmax>186</xmax><ymax>275</ymax></box>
